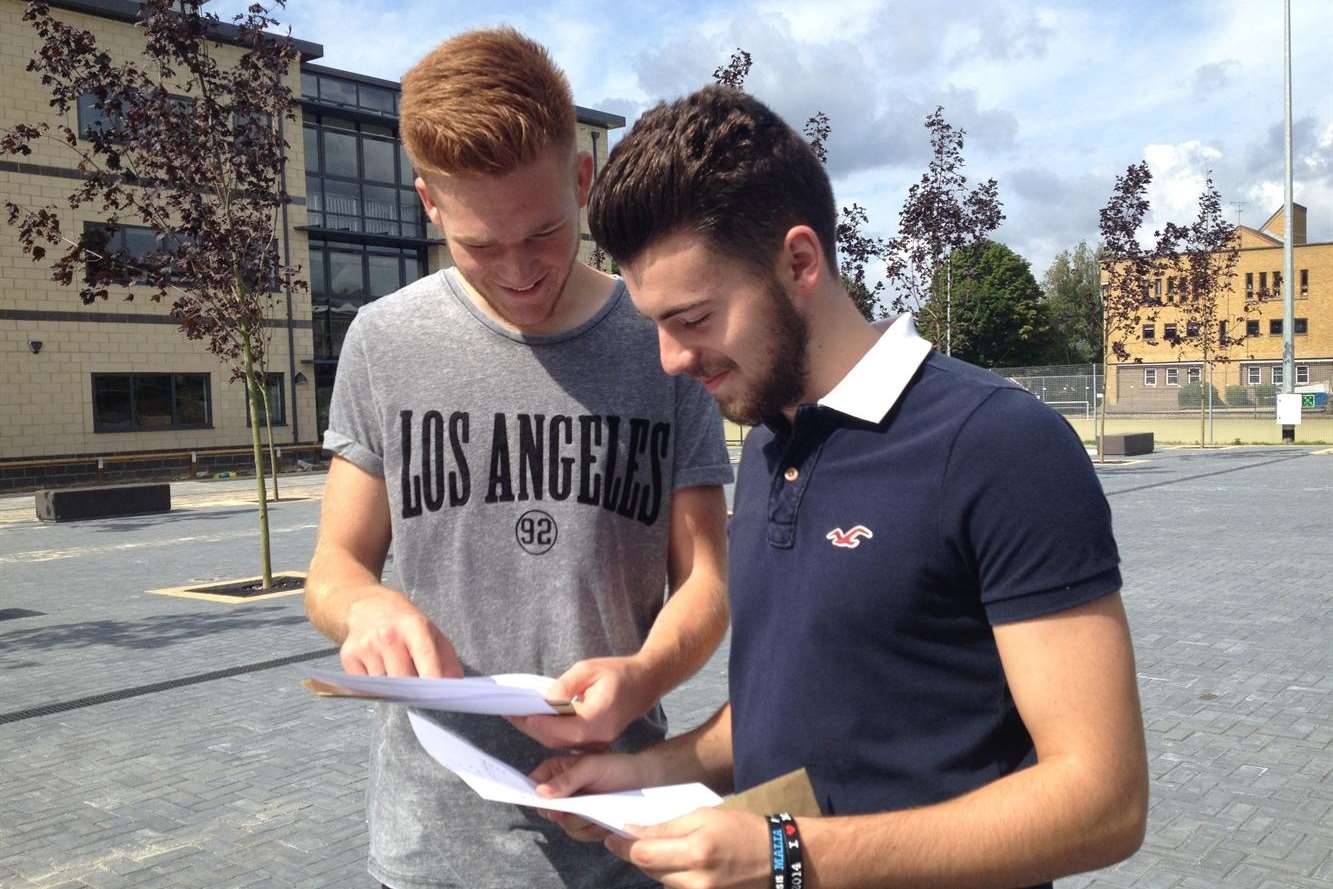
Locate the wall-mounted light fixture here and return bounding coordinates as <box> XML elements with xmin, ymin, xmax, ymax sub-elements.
<box><xmin>28</xmin><ymin>340</ymin><xmax>43</xmax><ymax>355</ymax></box>
<box><xmin>294</xmin><ymin>371</ymin><xmax>308</xmax><ymax>384</ymax></box>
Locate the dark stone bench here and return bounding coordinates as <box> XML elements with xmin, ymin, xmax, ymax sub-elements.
<box><xmin>35</xmin><ymin>483</ymin><xmax>171</xmax><ymax>522</ymax></box>
<box><xmin>1103</xmin><ymin>432</ymin><xmax>1154</xmax><ymax>457</ymax></box>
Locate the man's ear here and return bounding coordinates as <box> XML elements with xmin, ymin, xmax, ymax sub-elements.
<box><xmin>415</xmin><ymin>176</ymin><xmax>443</xmax><ymax>230</ymax></box>
<box><xmin>575</xmin><ymin>150</ymin><xmax>594</xmax><ymax>207</ymax></box>
<box><xmin>780</xmin><ymin>225</ymin><xmax>825</xmax><ymax>298</ymax></box>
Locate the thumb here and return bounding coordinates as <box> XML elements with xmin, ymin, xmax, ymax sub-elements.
<box><xmin>534</xmin><ymin>756</ymin><xmax>597</xmax><ymax>798</ymax></box>
<box><xmin>550</xmin><ymin>660</ymin><xmax>601</xmax><ymax>702</ymax></box>
<box><xmin>625</xmin><ymin>809</ymin><xmax>705</xmax><ymax>840</ymax></box>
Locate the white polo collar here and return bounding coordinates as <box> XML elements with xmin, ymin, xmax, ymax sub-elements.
<box><xmin>816</xmin><ymin>315</ymin><xmax>934</xmax><ymax>423</ymax></box>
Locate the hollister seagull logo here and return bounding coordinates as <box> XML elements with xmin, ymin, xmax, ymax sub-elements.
<box><xmin>826</xmin><ymin>525</ymin><xmax>873</xmax><ymax>549</ymax></box>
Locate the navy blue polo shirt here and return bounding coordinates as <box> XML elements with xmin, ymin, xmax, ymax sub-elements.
<box><xmin>728</xmin><ymin>317</ymin><xmax>1121</xmax><ymax>854</ymax></box>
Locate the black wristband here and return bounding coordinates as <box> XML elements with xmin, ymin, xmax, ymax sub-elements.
<box><xmin>767</xmin><ymin>815</ymin><xmax>787</xmax><ymax>889</ymax></box>
<box><xmin>777</xmin><ymin>812</ymin><xmax>804</xmax><ymax>889</ymax></box>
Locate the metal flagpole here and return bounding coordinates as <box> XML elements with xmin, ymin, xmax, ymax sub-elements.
<box><xmin>1281</xmin><ymin>0</ymin><xmax>1296</xmax><ymax>442</ymax></box>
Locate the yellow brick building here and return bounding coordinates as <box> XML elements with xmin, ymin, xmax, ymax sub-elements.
<box><xmin>0</xmin><ymin>0</ymin><xmax>623</xmax><ymax>491</ymax></box>
<box><xmin>1106</xmin><ymin>203</ymin><xmax>1332</xmax><ymax>413</ymax></box>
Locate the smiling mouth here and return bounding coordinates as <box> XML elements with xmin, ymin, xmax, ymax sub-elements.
<box><xmin>701</xmin><ymin>370</ymin><xmax>729</xmax><ymax>392</ymax></box>
<box><xmin>501</xmin><ymin>273</ymin><xmax>545</xmax><ymax>295</ymax></box>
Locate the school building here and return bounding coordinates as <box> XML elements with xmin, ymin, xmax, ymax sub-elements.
<box><xmin>1106</xmin><ymin>203</ymin><xmax>1333</xmax><ymax>413</ymax></box>
<box><xmin>0</xmin><ymin>0</ymin><xmax>624</xmax><ymax>491</ymax></box>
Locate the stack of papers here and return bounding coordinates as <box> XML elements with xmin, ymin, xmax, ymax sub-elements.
<box><xmin>407</xmin><ymin>711</ymin><xmax>722</xmax><ymax>837</ymax></box>
<box><xmin>301</xmin><ymin>668</ymin><xmax>572</xmax><ymax>716</ymax></box>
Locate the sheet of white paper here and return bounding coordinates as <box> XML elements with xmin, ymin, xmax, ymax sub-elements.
<box><xmin>407</xmin><ymin>711</ymin><xmax>721</xmax><ymax>837</ymax></box>
<box><xmin>303</xmin><ymin>668</ymin><xmax>562</xmax><ymax>716</ymax></box>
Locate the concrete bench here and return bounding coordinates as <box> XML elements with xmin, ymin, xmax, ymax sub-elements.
<box><xmin>36</xmin><ymin>483</ymin><xmax>171</xmax><ymax>522</ymax></box>
<box><xmin>1103</xmin><ymin>432</ymin><xmax>1154</xmax><ymax>457</ymax></box>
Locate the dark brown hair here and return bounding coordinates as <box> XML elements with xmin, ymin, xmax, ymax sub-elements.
<box><xmin>588</xmin><ymin>86</ymin><xmax>837</xmax><ymax>274</ymax></box>
<box><xmin>400</xmin><ymin>27</ymin><xmax>575</xmax><ymax>177</ymax></box>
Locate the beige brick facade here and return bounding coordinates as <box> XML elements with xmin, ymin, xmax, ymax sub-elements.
<box><xmin>0</xmin><ymin>1</ymin><xmax>623</xmax><ymax>487</ymax></box>
<box><xmin>1105</xmin><ymin>205</ymin><xmax>1333</xmax><ymax>412</ymax></box>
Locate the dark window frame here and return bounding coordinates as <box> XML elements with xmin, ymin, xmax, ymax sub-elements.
<box><xmin>1142</xmin><ymin>323</ymin><xmax>1155</xmax><ymax>341</ymax></box>
<box><xmin>303</xmin><ymin>112</ymin><xmax>424</xmax><ymax>238</ymax></box>
<box><xmin>1269</xmin><ymin>319</ymin><xmax>1283</xmax><ymax>336</ymax></box>
<box><xmin>308</xmin><ymin>238</ymin><xmax>427</xmax><ymax>359</ymax></box>
<box><xmin>1246</xmin><ymin>319</ymin><xmax>1261</xmax><ymax>337</ymax></box>
<box><xmin>1294</xmin><ymin>317</ymin><xmax>1308</xmax><ymax>336</ymax></box>
<box><xmin>245</xmin><ymin>372</ymin><xmax>287</xmax><ymax>427</ymax></box>
<box><xmin>81</xmin><ymin>221</ymin><xmax>189</xmax><ymax>286</ymax></box>
<box><xmin>91</xmin><ymin>372</ymin><xmax>212</xmax><ymax>433</ymax></box>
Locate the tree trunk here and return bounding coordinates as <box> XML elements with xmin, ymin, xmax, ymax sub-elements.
<box><xmin>258</xmin><ymin>380</ymin><xmax>280</xmax><ymax>501</ymax></box>
<box><xmin>243</xmin><ymin>336</ymin><xmax>274</xmax><ymax>591</ymax></box>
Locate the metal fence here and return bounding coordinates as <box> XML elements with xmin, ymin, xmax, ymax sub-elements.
<box><xmin>992</xmin><ymin>363</ymin><xmax>1331</xmax><ymax>418</ymax></box>
<box><xmin>991</xmin><ymin>364</ymin><xmax>1102</xmax><ymax>418</ymax></box>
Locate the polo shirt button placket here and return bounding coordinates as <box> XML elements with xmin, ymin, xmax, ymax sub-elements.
<box><xmin>784</xmin><ymin>467</ymin><xmax>799</xmax><ymax>482</ymax></box>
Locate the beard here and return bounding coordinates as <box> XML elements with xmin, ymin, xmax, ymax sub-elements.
<box><xmin>715</xmin><ymin>281</ymin><xmax>810</xmax><ymax>426</ymax></box>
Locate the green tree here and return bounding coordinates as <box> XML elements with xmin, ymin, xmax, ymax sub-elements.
<box><xmin>918</xmin><ymin>241</ymin><xmax>1052</xmax><ymax>368</ymax></box>
<box><xmin>1041</xmin><ymin>241</ymin><xmax>1105</xmax><ymax>365</ymax></box>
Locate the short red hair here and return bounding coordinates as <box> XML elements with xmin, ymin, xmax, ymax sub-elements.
<box><xmin>400</xmin><ymin>27</ymin><xmax>576</xmax><ymax>177</ymax></box>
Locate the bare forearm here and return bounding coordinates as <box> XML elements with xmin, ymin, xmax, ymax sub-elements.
<box><xmin>304</xmin><ymin>543</ymin><xmax>396</xmax><ymax>644</ymax></box>
<box><xmin>634</xmin><ymin>572</ymin><xmax>728</xmax><ymax>702</ymax></box>
<box><xmin>802</xmin><ymin>755</ymin><xmax>1147</xmax><ymax>889</ymax></box>
<box><xmin>642</xmin><ymin>703</ymin><xmax>735</xmax><ymax>793</ymax></box>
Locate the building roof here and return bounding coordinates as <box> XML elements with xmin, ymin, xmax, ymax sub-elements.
<box><xmin>46</xmin><ymin>0</ymin><xmax>326</xmax><ymax>60</ymax></box>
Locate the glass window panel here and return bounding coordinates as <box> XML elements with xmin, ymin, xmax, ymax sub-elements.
<box><xmin>174</xmin><ymin>374</ymin><xmax>210</xmax><ymax>427</ymax></box>
<box><xmin>399</xmin><ymin>143</ymin><xmax>415</xmax><ymax>186</ymax></box>
<box><xmin>319</xmin><ymin>76</ymin><xmax>357</xmax><ymax>107</ymax></box>
<box><xmin>361</xmin><ymin>121</ymin><xmax>393</xmax><ymax>137</ymax></box>
<box><xmin>322</xmin><ymin>179</ymin><xmax>362</xmax><ymax>230</ymax></box>
<box><xmin>303</xmin><ymin>125</ymin><xmax>319</xmax><ymax>173</ymax></box>
<box><xmin>330</xmin><ymin>314</ymin><xmax>354</xmax><ymax>357</ymax></box>
<box><xmin>323</xmin><ymin>128</ymin><xmax>358</xmax><ymax>178</ymax></box>
<box><xmin>248</xmin><ymin>373</ymin><xmax>284</xmax><ymax>426</ymax></box>
<box><xmin>122</xmin><ymin>227</ymin><xmax>159</xmax><ymax>261</ymax></box>
<box><xmin>364</xmin><ymin>185</ymin><xmax>397</xmax><ymax>220</ymax></box>
<box><xmin>308</xmin><ymin>245</ymin><xmax>326</xmax><ymax>298</ymax></box>
<box><xmin>363</xmin><ymin>137</ymin><xmax>395</xmax><ymax>183</ymax></box>
<box><xmin>367</xmin><ymin>251</ymin><xmax>402</xmax><ymax>298</ymax></box>
<box><xmin>328</xmin><ymin>249</ymin><xmax>364</xmax><ymax>300</ymax></box>
<box><xmin>301</xmin><ymin>72</ymin><xmax>318</xmax><ymax>99</ymax></box>
<box><xmin>399</xmin><ymin>188</ymin><xmax>421</xmax><ymax>223</ymax></box>
<box><xmin>403</xmin><ymin>252</ymin><xmax>423</xmax><ymax>286</ymax></box>
<box><xmin>133</xmin><ymin>375</ymin><xmax>173</xmax><ymax>430</ymax></box>
<box><xmin>358</xmin><ymin>85</ymin><xmax>395</xmax><ymax>114</ymax></box>
<box><xmin>93</xmin><ymin>375</ymin><xmax>132</xmax><ymax>431</ymax></box>
<box><xmin>304</xmin><ymin>173</ymin><xmax>323</xmax><ymax>227</ymax></box>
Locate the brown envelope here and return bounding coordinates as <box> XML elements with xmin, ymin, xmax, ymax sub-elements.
<box><xmin>716</xmin><ymin>768</ymin><xmax>822</xmax><ymax>817</ymax></box>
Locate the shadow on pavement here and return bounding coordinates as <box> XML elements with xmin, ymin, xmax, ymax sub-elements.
<box><xmin>0</xmin><ymin>605</ymin><xmax>309</xmax><ymax>661</ymax></box>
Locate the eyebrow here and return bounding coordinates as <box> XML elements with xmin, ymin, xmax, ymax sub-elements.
<box><xmin>657</xmin><ymin>298</ymin><xmax>711</xmax><ymax>323</ymax></box>
<box><xmin>453</xmin><ymin>218</ymin><xmax>566</xmax><ymax>248</ymax></box>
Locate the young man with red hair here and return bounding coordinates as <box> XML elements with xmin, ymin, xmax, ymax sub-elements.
<box><xmin>304</xmin><ymin>29</ymin><xmax>731</xmax><ymax>889</ymax></box>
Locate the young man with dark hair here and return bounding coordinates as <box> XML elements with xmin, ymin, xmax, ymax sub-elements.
<box><xmin>533</xmin><ymin>85</ymin><xmax>1148</xmax><ymax>889</ymax></box>
<box><xmin>303</xmin><ymin>31</ymin><xmax>733</xmax><ymax>889</ymax></box>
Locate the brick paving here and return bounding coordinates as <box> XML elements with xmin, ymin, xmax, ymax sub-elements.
<box><xmin>0</xmin><ymin>446</ymin><xmax>1329</xmax><ymax>887</ymax></box>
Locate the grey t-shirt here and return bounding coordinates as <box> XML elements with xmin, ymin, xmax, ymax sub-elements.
<box><xmin>324</xmin><ymin>268</ymin><xmax>732</xmax><ymax>889</ymax></box>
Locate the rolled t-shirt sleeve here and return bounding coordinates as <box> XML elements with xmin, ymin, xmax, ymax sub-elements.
<box><xmin>672</xmin><ymin>375</ymin><xmax>734</xmax><ymax>489</ymax></box>
<box><xmin>942</xmin><ymin>387</ymin><xmax>1121</xmax><ymax>625</ymax></box>
<box><xmin>323</xmin><ymin>315</ymin><xmax>385</xmax><ymax>477</ymax></box>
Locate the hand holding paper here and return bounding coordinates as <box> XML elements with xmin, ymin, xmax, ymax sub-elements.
<box><xmin>407</xmin><ymin>711</ymin><xmax>721</xmax><ymax>838</ymax></box>
<box><xmin>302</xmin><ymin>667</ymin><xmax>573</xmax><ymax>716</ymax></box>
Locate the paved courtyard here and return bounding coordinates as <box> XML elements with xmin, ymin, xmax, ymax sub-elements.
<box><xmin>0</xmin><ymin>446</ymin><xmax>1330</xmax><ymax>888</ymax></box>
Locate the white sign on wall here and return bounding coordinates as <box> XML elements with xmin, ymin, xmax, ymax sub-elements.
<box><xmin>1276</xmin><ymin>393</ymin><xmax>1303</xmax><ymax>426</ymax></box>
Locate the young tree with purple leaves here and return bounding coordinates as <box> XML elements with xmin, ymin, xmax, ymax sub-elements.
<box><xmin>2</xmin><ymin>0</ymin><xmax>304</xmax><ymax>589</ymax></box>
<box><xmin>711</xmin><ymin>51</ymin><xmax>886</xmax><ymax>320</ymax></box>
<box><xmin>883</xmin><ymin>108</ymin><xmax>1004</xmax><ymax>355</ymax></box>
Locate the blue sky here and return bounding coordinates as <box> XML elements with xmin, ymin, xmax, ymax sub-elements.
<box><xmin>218</xmin><ymin>0</ymin><xmax>1333</xmax><ymax>283</ymax></box>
